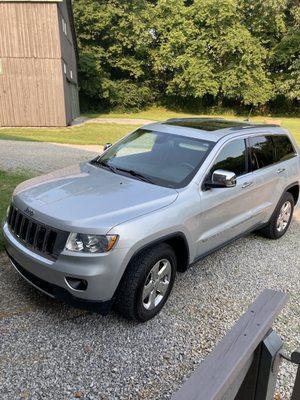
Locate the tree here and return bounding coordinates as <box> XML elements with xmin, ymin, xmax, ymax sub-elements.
<box><xmin>73</xmin><ymin>0</ymin><xmax>298</xmax><ymax>111</ymax></box>
<box><xmin>238</xmin><ymin>0</ymin><xmax>287</xmax><ymax>48</ymax></box>
<box><xmin>272</xmin><ymin>5</ymin><xmax>300</xmax><ymax>100</ymax></box>
<box><xmin>151</xmin><ymin>0</ymin><xmax>273</xmax><ymax>105</ymax></box>
<box><xmin>73</xmin><ymin>0</ymin><xmax>154</xmax><ymax>110</ymax></box>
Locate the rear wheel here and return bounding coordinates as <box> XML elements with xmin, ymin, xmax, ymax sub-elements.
<box><xmin>114</xmin><ymin>243</ymin><xmax>176</xmax><ymax>321</ymax></box>
<box><xmin>258</xmin><ymin>192</ymin><xmax>294</xmax><ymax>239</ymax></box>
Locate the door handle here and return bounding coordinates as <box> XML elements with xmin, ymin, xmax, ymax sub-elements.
<box><xmin>277</xmin><ymin>168</ymin><xmax>286</xmax><ymax>174</ymax></box>
<box><xmin>242</xmin><ymin>181</ymin><xmax>254</xmax><ymax>189</ymax></box>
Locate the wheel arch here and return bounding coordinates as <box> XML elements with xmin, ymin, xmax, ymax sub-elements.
<box><xmin>266</xmin><ymin>181</ymin><xmax>299</xmax><ymax>226</ymax></box>
<box><xmin>124</xmin><ymin>232</ymin><xmax>190</xmax><ymax>274</ymax></box>
<box><xmin>286</xmin><ymin>183</ymin><xmax>299</xmax><ymax>205</ymax></box>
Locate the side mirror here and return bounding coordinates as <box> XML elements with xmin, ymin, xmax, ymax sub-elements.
<box><xmin>103</xmin><ymin>143</ymin><xmax>112</xmax><ymax>151</ymax></box>
<box><xmin>205</xmin><ymin>169</ymin><xmax>237</xmax><ymax>189</ymax></box>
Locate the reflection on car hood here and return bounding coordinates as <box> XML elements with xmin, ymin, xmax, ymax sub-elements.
<box><xmin>13</xmin><ymin>163</ymin><xmax>178</xmax><ymax>234</ymax></box>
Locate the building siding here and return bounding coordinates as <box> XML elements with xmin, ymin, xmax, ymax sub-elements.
<box><xmin>0</xmin><ymin>58</ymin><xmax>66</xmax><ymax>126</ymax></box>
<box><xmin>0</xmin><ymin>0</ymin><xmax>79</xmax><ymax>127</ymax></box>
<box><xmin>0</xmin><ymin>3</ymin><xmax>61</xmax><ymax>58</ymax></box>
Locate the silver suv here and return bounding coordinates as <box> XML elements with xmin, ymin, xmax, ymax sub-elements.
<box><xmin>3</xmin><ymin>119</ymin><xmax>300</xmax><ymax>321</ymax></box>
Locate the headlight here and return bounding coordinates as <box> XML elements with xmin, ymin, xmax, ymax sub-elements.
<box><xmin>65</xmin><ymin>233</ymin><xmax>118</xmax><ymax>254</ymax></box>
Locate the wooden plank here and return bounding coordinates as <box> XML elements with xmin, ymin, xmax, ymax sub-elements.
<box><xmin>171</xmin><ymin>289</ymin><xmax>288</xmax><ymax>400</ymax></box>
<box><xmin>0</xmin><ymin>3</ymin><xmax>60</xmax><ymax>58</ymax></box>
<box><xmin>0</xmin><ymin>57</ymin><xmax>66</xmax><ymax>126</ymax></box>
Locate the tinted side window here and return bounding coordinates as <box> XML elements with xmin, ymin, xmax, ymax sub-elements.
<box><xmin>212</xmin><ymin>139</ymin><xmax>247</xmax><ymax>177</ymax></box>
<box><xmin>273</xmin><ymin>135</ymin><xmax>296</xmax><ymax>162</ymax></box>
<box><xmin>249</xmin><ymin>136</ymin><xmax>274</xmax><ymax>171</ymax></box>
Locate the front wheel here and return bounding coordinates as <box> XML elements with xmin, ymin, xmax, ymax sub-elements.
<box><xmin>114</xmin><ymin>243</ymin><xmax>177</xmax><ymax>322</ymax></box>
<box><xmin>258</xmin><ymin>192</ymin><xmax>294</xmax><ymax>239</ymax></box>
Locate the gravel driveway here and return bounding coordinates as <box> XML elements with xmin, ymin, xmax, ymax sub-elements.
<box><xmin>0</xmin><ymin>140</ymin><xmax>99</xmax><ymax>173</ymax></box>
<box><xmin>0</xmin><ymin>139</ymin><xmax>299</xmax><ymax>399</ymax></box>
<box><xmin>0</xmin><ymin>216</ymin><xmax>299</xmax><ymax>399</ymax></box>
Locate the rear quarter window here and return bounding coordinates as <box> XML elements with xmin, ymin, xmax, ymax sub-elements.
<box><xmin>273</xmin><ymin>135</ymin><xmax>296</xmax><ymax>162</ymax></box>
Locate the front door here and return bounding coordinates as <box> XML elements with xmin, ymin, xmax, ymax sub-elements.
<box><xmin>196</xmin><ymin>138</ymin><xmax>258</xmax><ymax>257</ymax></box>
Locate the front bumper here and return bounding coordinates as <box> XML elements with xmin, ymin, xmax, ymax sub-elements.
<box><xmin>3</xmin><ymin>223</ymin><xmax>130</xmax><ymax>309</ymax></box>
<box><xmin>6</xmin><ymin>250</ymin><xmax>113</xmax><ymax>314</ymax></box>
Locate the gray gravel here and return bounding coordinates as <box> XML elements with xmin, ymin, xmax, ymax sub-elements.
<box><xmin>0</xmin><ymin>214</ymin><xmax>299</xmax><ymax>400</ymax></box>
<box><xmin>0</xmin><ymin>139</ymin><xmax>299</xmax><ymax>399</ymax></box>
<box><xmin>0</xmin><ymin>140</ymin><xmax>99</xmax><ymax>173</ymax></box>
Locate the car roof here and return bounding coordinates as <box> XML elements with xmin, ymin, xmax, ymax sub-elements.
<box><xmin>143</xmin><ymin>118</ymin><xmax>285</xmax><ymax>142</ymax></box>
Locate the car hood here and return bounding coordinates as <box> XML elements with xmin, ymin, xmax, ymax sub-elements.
<box><xmin>13</xmin><ymin>163</ymin><xmax>178</xmax><ymax>234</ymax></box>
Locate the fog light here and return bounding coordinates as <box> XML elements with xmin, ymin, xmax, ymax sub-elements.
<box><xmin>65</xmin><ymin>277</ymin><xmax>88</xmax><ymax>291</ymax></box>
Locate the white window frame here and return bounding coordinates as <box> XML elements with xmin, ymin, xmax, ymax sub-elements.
<box><xmin>62</xmin><ymin>17</ymin><xmax>67</xmax><ymax>36</ymax></box>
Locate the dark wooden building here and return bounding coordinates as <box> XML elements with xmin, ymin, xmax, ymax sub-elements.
<box><xmin>0</xmin><ymin>0</ymin><xmax>80</xmax><ymax>127</ymax></box>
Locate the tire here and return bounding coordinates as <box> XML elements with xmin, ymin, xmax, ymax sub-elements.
<box><xmin>114</xmin><ymin>243</ymin><xmax>177</xmax><ymax>322</ymax></box>
<box><xmin>258</xmin><ymin>192</ymin><xmax>294</xmax><ymax>239</ymax></box>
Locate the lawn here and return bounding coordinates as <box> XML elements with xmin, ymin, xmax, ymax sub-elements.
<box><xmin>0</xmin><ymin>124</ymin><xmax>137</xmax><ymax>145</ymax></box>
<box><xmin>0</xmin><ymin>170</ymin><xmax>34</xmax><ymax>251</ymax></box>
<box><xmin>0</xmin><ymin>107</ymin><xmax>299</xmax><ymax>144</ymax></box>
<box><xmin>85</xmin><ymin>107</ymin><xmax>300</xmax><ymax>143</ymax></box>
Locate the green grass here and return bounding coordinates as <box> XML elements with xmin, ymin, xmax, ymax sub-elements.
<box><xmin>85</xmin><ymin>107</ymin><xmax>300</xmax><ymax>143</ymax></box>
<box><xmin>83</xmin><ymin>107</ymin><xmax>202</xmax><ymax>120</ymax></box>
<box><xmin>0</xmin><ymin>124</ymin><xmax>137</xmax><ymax>145</ymax></box>
<box><xmin>0</xmin><ymin>170</ymin><xmax>35</xmax><ymax>251</ymax></box>
<box><xmin>0</xmin><ymin>107</ymin><xmax>299</xmax><ymax>144</ymax></box>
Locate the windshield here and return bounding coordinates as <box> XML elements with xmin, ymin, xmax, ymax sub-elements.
<box><xmin>92</xmin><ymin>129</ymin><xmax>215</xmax><ymax>188</ymax></box>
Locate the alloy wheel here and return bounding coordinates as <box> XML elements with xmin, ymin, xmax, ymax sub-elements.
<box><xmin>276</xmin><ymin>201</ymin><xmax>292</xmax><ymax>232</ymax></box>
<box><xmin>142</xmin><ymin>259</ymin><xmax>172</xmax><ymax>310</ymax></box>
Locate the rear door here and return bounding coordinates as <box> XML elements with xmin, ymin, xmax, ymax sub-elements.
<box><xmin>272</xmin><ymin>135</ymin><xmax>299</xmax><ymax>186</ymax></box>
<box><xmin>246</xmin><ymin>135</ymin><xmax>283</xmax><ymax>225</ymax></box>
<box><xmin>197</xmin><ymin>138</ymin><xmax>259</xmax><ymax>256</ymax></box>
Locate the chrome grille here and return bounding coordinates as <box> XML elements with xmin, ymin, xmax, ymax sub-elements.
<box><xmin>7</xmin><ymin>204</ymin><xmax>69</xmax><ymax>260</ymax></box>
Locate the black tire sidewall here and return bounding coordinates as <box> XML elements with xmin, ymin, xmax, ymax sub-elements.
<box><xmin>135</xmin><ymin>246</ymin><xmax>176</xmax><ymax>322</ymax></box>
<box><xmin>271</xmin><ymin>193</ymin><xmax>294</xmax><ymax>239</ymax></box>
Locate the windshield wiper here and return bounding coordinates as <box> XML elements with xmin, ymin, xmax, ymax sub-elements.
<box><xmin>115</xmin><ymin>167</ymin><xmax>154</xmax><ymax>184</ymax></box>
<box><xmin>91</xmin><ymin>159</ymin><xmax>117</xmax><ymax>174</ymax></box>
<box><xmin>91</xmin><ymin>160</ymin><xmax>154</xmax><ymax>184</ymax></box>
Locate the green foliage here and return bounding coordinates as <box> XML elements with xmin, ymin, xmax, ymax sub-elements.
<box><xmin>73</xmin><ymin>0</ymin><xmax>300</xmax><ymax>111</ymax></box>
<box><xmin>152</xmin><ymin>0</ymin><xmax>273</xmax><ymax>105</ymax></box>
<box><xmin>74</xmin><ymin>0</ymin><xmax>154</xmax><ymax>110</ymax></box>
<box><xmin>238</xmin><ymin>0</ymin><xmax>287</xmax><ymax>47</ymax></box>
<box><xmin>272</xmin><ymin>6</ymin><xmax>300</xmax><ymax>100</ymax></box>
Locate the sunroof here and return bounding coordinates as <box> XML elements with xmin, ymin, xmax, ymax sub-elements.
<box><xmin>164</xmin><ymin>119</ymin><xmax>251</xmax><ymax>132</ymax></box>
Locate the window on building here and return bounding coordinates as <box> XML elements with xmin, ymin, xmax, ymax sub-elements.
<box><xmin>62</xmin><ymin>18</ymin><xmax>67</xmax><ymax>35</ymax></box>
<box><xmin>63</xmin><ymin>62</ymin><xmax>67</xmax><ymax>75</ymax></box>
<box><xmin>249</xmin><ymin>136</ymin><xmax>274</xmax><ymax>171</ymax></box>
<box><xmin>70</xmin><ymin>70</ymin><xmax>73</xmax><ymax>79</ymax></box>
<box><xmin>211</xmin><ymin>139</ymin><xmax>247</xmax><ymax>177</ymax></box>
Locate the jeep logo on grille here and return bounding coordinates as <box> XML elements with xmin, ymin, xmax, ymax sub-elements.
<box><xmin>24</xmin><ymin>207</ymin><xmax>35</xmax><ymax>217</ymax></box>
